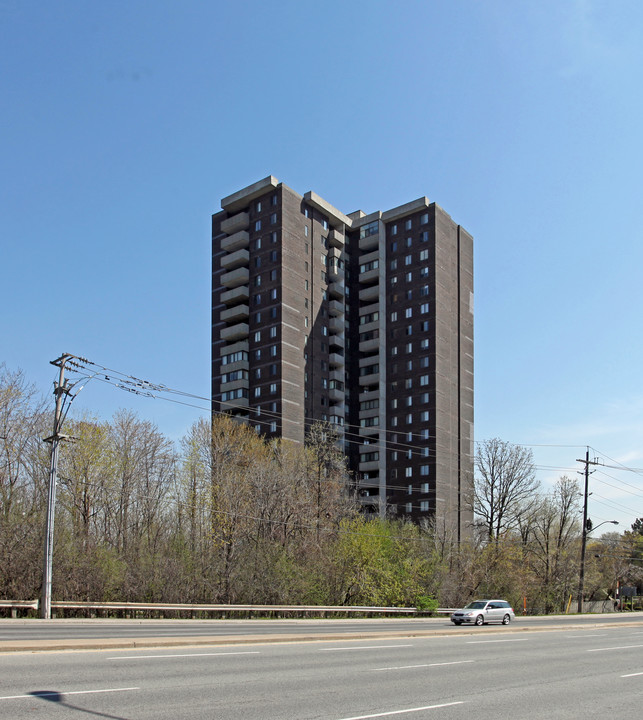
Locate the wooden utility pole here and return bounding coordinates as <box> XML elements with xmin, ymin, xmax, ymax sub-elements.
<box><xmin>40</xmin><ymin>354</ymin><xmax>72</xmax><ymax>619</ymax></box>
<box><xmin>576</xmin><ymin>448</ymin><xmax>600</xmax><ymax>614</ymax></box>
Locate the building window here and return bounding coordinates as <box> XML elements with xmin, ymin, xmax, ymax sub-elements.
<box><xmin>270</xmin><ymin>363</ymin><xmax>277</xmax><ymax>375</ymax></box>
<box><xmin>420</xmin><ymin>338</ymin><xmax>429</xmax><ymax>349</ymax></box>
<box><xmin>271</xmin><ymin>288</ymin><xmax>277</xmax><ymax>300</ymax></box>
<box><xmin>360</xmin><ymin>220</ymin><xmax>379</xmax><ymax>238</ymax></box>
<box><xmin>405</xmin><ymin>467</ymin><xmax>412</xmax><ymax>478</ymax></box>
<box><xmin>304</xmin><ymin>225</ymin><xmax>309</xmax><ymax>236</ymax></box>
<box><xmin>405</xmin><ymin>254</ymin><xmax>412</xmax><ymax>266</ymax></box>
<box><xmin>270</xmin><ymin>326</ymin><xmax>277</xmax><ymax>338</ymax></box>
<box><xmin>270</xmin><ymin>213</ymin><xmax>277</xmax><ymax>225</ymax></box>
<box><xmin>254</xmin><ymin>331</ymin><xmax>261</xmax><ymax>342</ymax></box>
<box><xmin>421</xmin><ymin>213</ymin><xmax>429</xmax><ymax>225</ymax></box>
<box><xmin>405</xmin><ymin>503</ymin><xmax>412</xmax><ymax>513</ymax></box>
<box><xmin>420</xmin><ymin>356</ymin><xmax>429</xmax><ymax>368</ymax></box>
<box><xmin>406</xmin><ymin>396</ymin><xmax>412</xmax><ymax>407</ymax></box>
<box><xmin>407</xmin><ymin>484</ymin><xmax>413</xmax><ymax>495</ymax></box>
<box><xmin>271</xmin><ymin>194</ymin><xmax>277</xmax><ymax>206</ymax></box>
<box><xmin>405</xmin><ymin>219</ymin><xmax>412</xmax><ymax>230</ymax></box>
<box><xmin>406</xmin><ymin>413</ymin><xmax>413</xmax><ymax>424</ymax></box>
<box><xmin>421</xmin><ymin>482</ymin><xmax>429</xmax><ymax>493</ymax></box>
<box><xmin>405</xmin><ymin>271</ymin><xmax>412</xmax><ymax>282</ymax></box>
<box><xmin>421</xmin><ymin>411</ymin><xmax>430</xmax><ymax>422</ymax></box>
<box><xmin>304</xmin><ymin>316</ymin><xmax>309</xmax><ymax>327</ymax></box>
<box><xmin>420</xmin><ymin>465</ymin><xmax>429</xmax><ymax>475</ymax></box>
<box><xmin>390</xmin><ymin>240</ymin><xmax>398</xmax><ymax>252</ymax></box>
<box><xmin>420</xmin><ymin>500</ymin><xmax>429</xmax><ymax>512</ymax></box>
<box><xmin>270</xmin><ymin>307</ymin><xmax>277</xmax><ymax>318</ymax></box>
<box><xmin>270</xmin><ymin>269</ymin><xmax>277</xmax><ymax>281</ymax></box>
<box><xmin>271</xmin><ymin>231</ymin><xmax>277</xmax><ymax>243</ymax></box>
<box><xmin>404</xmin><ymin>378</ymin><xmax>412</xmax><ymax>389</ymax></box>
<box><xmin>254</xmin><ymin>275</ymin><xmax>261</xmax><ymax>287</ymax></box>
<box><xmin>391</xmin><ymin>224</ymin><xmax>398</xmax><ymax>235</ymax></box>
<box><xmin>405</xmin><ymin>308</ymin><xmax>412</xmax><ymax>318</ymax></box>
<box><xmin>421</xmin><ymin>392</ymin><xmax>429</xmax><ymax>403</ymax></box>
<box><xmin>421</xmin><ymin>321</ymin><xmax>429</xmax><ymax>332</ymax></box>
<box><xmin>420</xmin><ymin>266</ymin><xmax>429</xmax><ymax>278</ymax></box>
<box><xmin>420</xmin><ymin>285</ymin><xmax>429</xmax><ymax>297</ymax></box>
<box><xmin>256</xmin><ymin>201</ymin><xmax>262</xmax><ymax>212</ymax></box>
<box><xmin>390</xmin><ymin>311</ymin><xmax>398</xmax><ymax>322</ymax></box>
<box><xmin>270</xmin><ymin>383</ymin><xmax>277</xmax><ymax>394</ymax></box>
<box><xmin>270</xmin><ymin>345</ymin><xmax>277</xmax><ymax>356</ymax></box>
<box><xmin>322</xmin><ymin>219</ymin><xmax>329</xmax><ymax>230</ymax></box>
<box><xmin>420</xmin><ymin>375</ymin><xmax>429</xmax><ymax>386</ymax></box>
<box><xmin>420</xmin><ymin>303</ymin><xmax>429</xmax><ymax>314</ymax></box>
<box><xmin>390</xmin><ymin>259</ymin><xmax>397</xmax><ymax>270</ymax></box>
<box><xmin>255</xmin><ymin>237</ymin><xmax>262</xmax><ymax>250</ymax></box>
<box><xmin>254</xmin><ymin>387</ymin><xmax>261</xmax><ymax>398</ymax></box>
<box><xmin>269</xmin><ymin>421</ymin><xmax>277</xmax><ymax>432</ymax></box>
<box><xmin>255</xmin><ymin>220</ymin><xmax>262</xmax><ymax>231</ymax></box>
<box><xmin>420</xmin><ymin>249</ymin><xmax>429</xmax><ymax>261</ymax></box>
<box><xmin>270</xmin><ymin>250</ymin><xmax>278</xmax><ymax>262</ymax></box>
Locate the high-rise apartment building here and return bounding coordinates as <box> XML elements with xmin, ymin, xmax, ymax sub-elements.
<box><xmin>212</xmin><ymin>176</ymin><xmax>473</xmax><ymax>539</ymax></box>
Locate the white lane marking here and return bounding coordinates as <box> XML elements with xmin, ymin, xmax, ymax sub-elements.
<box><xmin>108</xmin><ymin>651</ymin><xmax>260</xmax><ymax>660</ymax></box>
<box><xmin>565</xmin><ymin>634</ymin><xmax>606</xmax><ymax>638</ymax></box>
<box><xmin>372</xmin><ymin>661</ymin><xmax>474</xmax><ymax>671</ymax></box>
<box><xmin>588</xmin><ymin>644</ymin><xmax>643</xmax><ymax>652</ymax></box>
<box><xmin>621</xmin><ymin>671</ymin><xmax>643</xmax><ymax>677</ymax></box>
<box><xmin>322</xmin><ymin>645</ymin><xmax>414</xmax><ymax>652</ymax></box>
<box><xmin>466</xmin><ymin>639</ymin><xmax>528</xmax><ymax>644</ymax></box>
<box><xmin>0</xmin><ymin>687</ymin><xmax>139</xmax><ymax>701</ymax></box>
<box><xmin>335</xmin><ymin>701</ymin><xmax>465</xmax><ymax>719</ymax></box>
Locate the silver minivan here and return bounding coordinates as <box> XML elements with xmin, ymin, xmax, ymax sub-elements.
<box><xmin>450</xmin><ymin>599</ymin><xmax>515</xmax><ymax>626</ymax></box>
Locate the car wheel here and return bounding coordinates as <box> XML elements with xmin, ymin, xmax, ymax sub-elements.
<box><xmin>475</xmin><ymin>615</ymin><xmax>484</xmax><ymax>626</ymax></box>
<box><xmin>502</xmin><ymin>614</ymin><xmax>511</xmax><ymax>625</ymax></box>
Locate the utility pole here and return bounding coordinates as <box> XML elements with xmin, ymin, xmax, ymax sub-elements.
<box><xmin>576</xmin><ymin>448</ymin><xmax>600</xmax><ymax>614</ymax></box>
<box><xmin>41</xmin><ymin>354</ymin><xmax>72</xmax><ymax>619</ymax></box>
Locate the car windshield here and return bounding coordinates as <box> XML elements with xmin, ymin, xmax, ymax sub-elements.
<box><xmin>464</xmin><ymin>601</ymin><xmax>486</xmax><ymax>609</ymax></box>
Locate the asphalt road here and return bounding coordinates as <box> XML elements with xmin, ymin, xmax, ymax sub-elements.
<box><xmin>1</xmin><ymin>612</ymin><xmax>642</xmax><ymax>649</ymax></box>
<box><xmin>1</xmin><ymin>621</ymin><xmax>643</xmax><ymax>719</ymax></box>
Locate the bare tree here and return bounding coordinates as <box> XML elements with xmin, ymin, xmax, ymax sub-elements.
<box><xmin>474</xmin><ymin>438</ymin><xmax>539</xmax><ymax>541</ymax></box>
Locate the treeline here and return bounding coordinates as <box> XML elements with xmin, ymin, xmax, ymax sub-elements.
<box><xmin>1</xmin><ymin>364</ymin><xmax>641</xmax><ymax>613</ymax></box>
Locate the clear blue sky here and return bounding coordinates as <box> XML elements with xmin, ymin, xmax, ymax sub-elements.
<box><xmin>2</xmin><ymin>1</ymin><xmax>642</xmax><ymax>530</ymax></box>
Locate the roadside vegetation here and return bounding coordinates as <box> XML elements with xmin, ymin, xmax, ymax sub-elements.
<box><xmin>1</xmin><ymin>364</ymin><xmax>642</xmax><ymax>614</ymax></box>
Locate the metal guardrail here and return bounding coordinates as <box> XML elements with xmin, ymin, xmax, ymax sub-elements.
<box><xmin>0</xmin><ymin>600</ymin><xmax>439</xmax><ymax>619</ymax></box>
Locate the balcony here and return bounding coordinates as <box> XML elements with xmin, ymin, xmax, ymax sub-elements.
<box><xmin>359</xmin><ymin>372</ymin><xmax>380</xmax><ymax>386</ymax></box>
<box><xmin>220</xmin><ymin>230</ymin><xmax>249</xmax><ymax>253</ymax></box>
<box><xmin>220</xmin><ymin>378</ymin><xmax>249</xmax><ymax>393</ymax></box>
<box><xmin>329</xmin><ymin>352</ymin><xmax>345</xmax><ymax>368</ymax></box>
<box><xmin>220</xmin><ymin>248</ymin><xmax>249</xmax><ymax>271</ymax></box>
<box><xmin>329</xmin><ymin>387</ymin><xmax>344</xmax><ymax>403</ymax></box>
<box><xmin>221</xmin><ymin>267</ymin><xmax>249</xmax><ymax>289</ymax></box>
<box><xmin>359</xmin><ymin>231</ymin><xmax>379</xmax><ymax>252</ymax></box>
<box><xmin>219</xmin><ymin>340</ymin><xmax>248</xmax><ymax>357</ymax></box>
<box><xmin>359</xmin><ymin>284</ymin><xmax>379</xmax><ymax>302</ymax></box>
<box><xmin>221</xmin><ymin>397</ymin><xmax>249</xmax><ymax>412</ymax></box>
<box><xmin>358</xmin><ymin>267</ymin><xmax>379</xmax><ymax>284</ymax></box>
<box><xmin>329</xmin><ymin>334</ymin><xmax>345</xmax><ymax>350</ymax></box>
<box><xmin>328</xmin><ymin>263</ymin><xmax>344</xmax><ymax>283</ymax></box>
<box><xmin>221</xmin><ymin>212</ymin><xmax>249</xmax><ymax>235</ymax></box>
<box><xmin>329</xmin><ymin>316</ymin><xmax>343</xmax><ymax>334</ymax></box>
<box><xmin>328</xmin><ymin>228</ymin><xmax>345</xmax><ymax>249</ymax></box>
<box><xmin>220</xmin><ymin>285</ymin><xmax>249</xmax><ymax>305</ymax></box>
<box><xmin>329</xmin><ymin>281</ymin><xmax>345</xmax><ymax>299</ymax></box>
<box><xmin>328</xmin><ymin>299</ymin><xmax>344</xmax><ymax>317</ymax></box>
<box><xmin>220</xmin><ymin>304</ymin><xmax>249</xmax><ymax>323</ymax></box>
<box><xmin>359</xmin><ymin>460</ymin><xmax>380</xmax><ymax>473</ymax></box>
<box><xmin>220</xmin><ymin>322</ymin><xmax>249</xmax><ymax>342</ymax></box>
<box><xmin>359</xmin><ymin>337</ymin><xmax>380</xmax><ymax>353</ymax></box>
